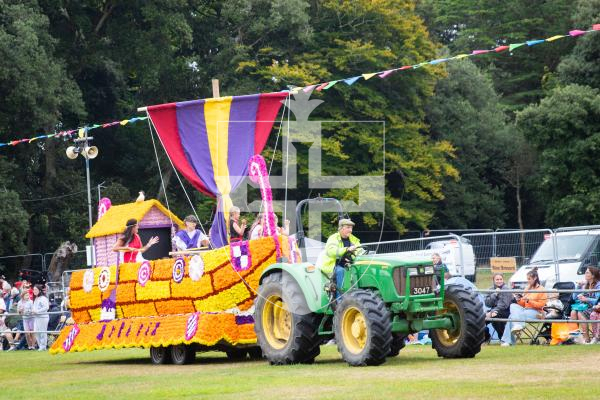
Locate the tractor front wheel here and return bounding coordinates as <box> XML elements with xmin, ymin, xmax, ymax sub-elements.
<box><xmin>254</xmin><ymin>272</ymin><xmax>320</xmax><ymax>365</ymax></box>
<box><xmin>430</xmin><ymin>284</ymin><xmax>486</xmax><ymax>358</ymax></box>
<box><xmin>334</xmin><ymin>290</ymin><xmax>392</xmax><ymax>366</ymax></box>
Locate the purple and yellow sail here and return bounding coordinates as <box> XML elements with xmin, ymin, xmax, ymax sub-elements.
<box><xmin>147</xmin><ymin>92</ymin><xmax>287</xmax><ymax>247</ymax></box>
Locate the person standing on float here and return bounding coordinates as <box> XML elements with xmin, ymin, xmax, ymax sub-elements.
<box><xmin>112</xmin><ymin>218</ymin><xmax>159</xmax><ymax>262</ymax></box>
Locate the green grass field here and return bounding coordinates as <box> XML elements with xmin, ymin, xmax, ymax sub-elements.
<box><xmin>2</xmin><ymin>344</ymin><xmax>598</xmax><ymax>399</ymax></box>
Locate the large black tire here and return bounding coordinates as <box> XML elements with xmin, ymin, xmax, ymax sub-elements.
<box><xmin>150</xmin><ymin>346</ymin><xmax>172</xmax><ymax>365</ymax></box>
<box><xmin>254</xmin><ymin>272</ymin><xmax>321</xmax><ymax>365</ymax></box>
<box><xmin>334</xmin><ymin>290</ymin><xmax>392</xmax><ymax>366</ymax></box>
<box><xmin>170</xmin><ymin>344</ymin><xmax>195</xmax><ymax>365</ymax></box>
<box><xmin>430</xmin><ymin>284</ymin><xmax>486</xmax><ymax>358</ymax></box>
<box><xmin>387</xmin><ymin>333</ymin><xmax>407</xmax><ymax>358</ymax></box>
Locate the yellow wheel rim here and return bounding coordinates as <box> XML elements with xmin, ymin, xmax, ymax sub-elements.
<box><xmin>436</xmin><ymin>300</ymin><xmax>461</xmax><ymax>346</ymax></box>
<box><xmin>341</xmin><ymin>307</ymin><xmax>368</xmax><ymax>354</ymax></box>
<box><xmin>262</xmin><ymin>294</ymin><xmax>292</xmax><ymax>350</ymax></box>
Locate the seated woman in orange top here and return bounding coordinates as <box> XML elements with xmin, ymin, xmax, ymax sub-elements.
<box><xmin>112</xmin><ymin>218</ymin><xmax>159</xmax><ymax>263</ymax></box>
<box><xmin>500</xmin><ymin>267</ymin><xmax>547</xmax><ymax>346</ymax></box>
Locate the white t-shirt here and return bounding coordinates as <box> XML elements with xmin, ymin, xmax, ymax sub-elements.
<box><xmin>250</xmin><ymin>224</ymin><xmax>263</xmax><ymax>240</ymax></box>
<box><xmin>173</xmin><ymin>230</ymin><xmax>209</xmax><ymax>251</ymax></box>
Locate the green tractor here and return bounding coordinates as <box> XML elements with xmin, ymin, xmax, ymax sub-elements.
<box><xmin>254</xmin><ymin>198</ymin><xmax>486</xmax><ymax>366</ymax></box>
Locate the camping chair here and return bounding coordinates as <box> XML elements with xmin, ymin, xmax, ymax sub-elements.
<box><xmin>529</xmin><ymin>281</ymin><xmax>575</xmax><ymax>345</ymax></box>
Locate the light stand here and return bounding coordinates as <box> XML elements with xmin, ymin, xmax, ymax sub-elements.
<box><xmin>66</xmin><ymin>131</ymin><xmax>99</xmax><ymax>261</ymax></box>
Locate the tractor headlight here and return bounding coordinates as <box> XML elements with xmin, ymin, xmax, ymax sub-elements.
<box><xmin>424</xmin><ymin>266</ymin><xmax>434</xmax><ymax>274</ymax></box>
<box><xmin>408</xmin><ymin>268</ymin><xmax>418</xmax><ymax>276</ymax></box>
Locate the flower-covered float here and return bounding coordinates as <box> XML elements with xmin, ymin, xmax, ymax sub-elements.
<box><xmin>51</xmin><ymin>93</ymin><xmax>302</xmax><ymax>364</ymax></box>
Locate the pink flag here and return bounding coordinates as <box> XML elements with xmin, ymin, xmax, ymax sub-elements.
<box><xmin>593</xmin><ymin>24</ymin><xmax>600</xmax><ymax>31</ymax></box>
<box><xmin>303</xmin><ymin>85</ymin><xmax>318</xmax><ymax>93</ymax></box>
<box><xmin>378</xmin><ymin>70</ymin><xmax>395</xmax><ymax>79</ymax></box>
<box><xmin>315</xmin><ymin>82</ymin><xmax>329</xmax><ymax>91</ymax></box>
<box><xmin>472</xmin><ymin>50</ymin><xmax>490</xmax><ymax>55</ymax></box>
<box><xmin>569</xmin><ymin>30</ymin><xmax>586</xmax><ymax>37</ymax></box>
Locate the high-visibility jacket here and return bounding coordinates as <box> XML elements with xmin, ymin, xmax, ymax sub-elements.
<box><xmin>315</xmin><ymin>232</ymin><xmax>361</xmax><ymax>275</ymax></box>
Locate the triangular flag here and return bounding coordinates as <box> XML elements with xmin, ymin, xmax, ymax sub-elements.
<box><xmin>343</xmin><ymin>76</ymin><xmax>361</xmax><ymax>85</ymax></box>
<box><xmin>546</xmin><ymin>35</ymin><xmax>566</xmax><ymax>42</ymax></box>
<box><xmin>362</xmin><ymin>73</ymin><xmax>377</xmax><ymax>80</ymax></box>
<box><xmin>315</xmin><ymin>82</ymin><xmax>329</xmax><ymax>91</ymax></box>
<box><xmin>453</xmin><ymin>54</ymin><xmax>470</xmax><ymax>59</ymax></box>
<box><xmin>302</xmin><ymin>84</ymin><xmax>317</xmax><ymax>93</ymax></box>
<box><xmin>569</xmin><ymin>30</ymin><xmax>586</xmax><ymax>37</ymax></box>
<box><xmin>527</xmin><ymin>39</ymin><xmax>545</xmax><ymax>46</ymax></box>
<box><xmin>413</xmin><ymin>62</ymin><xmax>428</xmax><ymax>69</ymax></box>
<box><xmin>593</xmin><ymin>24</ymin><xmax>600</xmax><ymax>31</ymax></box>
<box><xmin>378</xmin><ymin>70</ymin><xmax>395</xmax><ymax>78</ymax></box>
<box><xmin>78</xmin><ymin>128</ymin><xmax>85</xmax><ymax>138</ymax></box>
<box><xmin>494</xmin><ymin>45</ymin><xmax>509</xmax><ymax>52</ymax></box>
<box><xmin>120</xmin><ymin>119</ymin><xmax>129</xmax><ymax>125</ymax></box>
<box><xmin>399</xmin><ymin>66</ymin><xmax>412</xmax><ymax>70</ymax></box>
<box><xmin>508</xmin><ymin>43</ymin><xmax>525</xmax><ymax>52</ymax></box>
<box><xmin>323</xmin><ymin>80</ymin><xmax>339</xmax><ymax>90</ymax></box>
<box><xmin>472</xmin><ymin>50</ymin><xmax>490</xmax><ymax>55</ymax></box>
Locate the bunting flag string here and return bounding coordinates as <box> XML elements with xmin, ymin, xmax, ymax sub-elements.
<box><xmin>287</xmin><ymin>24</ymin><xmax>600</xmax><ymax>94</ymax></box>
<box><xmin>0</xmin><ymin>116</ymin><xmax>148</xmax><ymax>149</ymax></box>
<box><xmin>1</xmin><ymin>24</ymin><xmax>598</xmax><ymax>150</ymax></box>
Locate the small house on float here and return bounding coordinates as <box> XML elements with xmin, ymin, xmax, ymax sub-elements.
<box><xmin>86</xmin><ymin>199</ymin><xmax>184</xmax><ymax>267</ymax></box>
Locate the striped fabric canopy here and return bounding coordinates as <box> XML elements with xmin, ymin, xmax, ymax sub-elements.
<box><xmin>147</xmin><ymin>92</ymin><xmax>288</xmax><ymax>247</ymax></box>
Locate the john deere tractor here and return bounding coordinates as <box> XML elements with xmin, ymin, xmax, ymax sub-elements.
<box><xmin>254</xmin><ymin>198</ymin><xmax>486</xmax><ymax>366</ymax></box>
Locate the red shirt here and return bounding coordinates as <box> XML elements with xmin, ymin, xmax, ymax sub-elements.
<box><xmin>123</xmin><ymin>234</ymin><xmax>142</xmax><ymax>263</ymax></box>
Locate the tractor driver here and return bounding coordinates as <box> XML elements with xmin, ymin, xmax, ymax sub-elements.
<box><xmin>316</xmin><ymin>219</ymin><xmax>362</xmax><ymax>298</ymax></box>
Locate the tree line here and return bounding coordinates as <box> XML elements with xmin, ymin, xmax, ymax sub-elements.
<box><xmin>0</xmin><ymin>0</ymin><xmax>598</xmax><ymax>276</ymax></box>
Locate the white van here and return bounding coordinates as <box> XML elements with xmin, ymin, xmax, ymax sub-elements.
<box><xmin>375</xmin><ymin>238</ymin><xmax>477</xmax><ymax>282</ymax></box>
<box><xmin>509</xmin><ymin>229</ymin><xmax>600</xmax><ymax>289</ymax></box>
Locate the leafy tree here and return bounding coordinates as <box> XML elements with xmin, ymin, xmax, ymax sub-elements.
<box><xmin>418</xmin><ymin>0</ymin><xmax>575</xmax><ymax>111</ymax></box>
<box><xmin>241</xmin><ymin>0</ymin><xmax>457</xmax><ymax>232</ymax></box>
<box><xmin>557</xmin><ymin>0</ymin><xmax>600</xmax><ymax>90</ymax></box>
<box><xmin>516</xmin><ymin>84</ymin><xmax>600</xmax><ymax>226</ymax></box>
<box><xmin>0</xmin><ymin>0</ymin><xmax>85</xmax><ymax>261</ymax></box>
<box><xmin>426</xmin><ymin>59</ymin><xmax>509</xmax><ymax>228</ymax></box>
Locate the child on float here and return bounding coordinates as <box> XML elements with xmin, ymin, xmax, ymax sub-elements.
<box><xmin>173</xmin><ymin>215</ymin><xmax>210</xmax><ymax>250</ymax></box>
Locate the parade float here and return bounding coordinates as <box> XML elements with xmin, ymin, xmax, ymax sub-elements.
<box><xmin>50</xmin><ymin>93</ymin><xmax>301</xmax><ymax>364</ymax></box>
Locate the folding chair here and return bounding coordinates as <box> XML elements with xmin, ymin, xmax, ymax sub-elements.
<box><xmin>530</xmin><ymin>281</ymin><xmax>575</xmax><ymax>345</ymax></box>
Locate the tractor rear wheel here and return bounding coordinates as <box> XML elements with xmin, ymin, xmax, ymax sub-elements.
<box><xmin>334</xmin><ymin>290</ymin><xmax>392</xmax><ymax>366</ymax></box>
<box><xmin>254</xmin><ymin>272</ymin><xmax>320</xmax><ymax>364</ymax></box>
<box><xmin>430</xmin><ymin>284</ymin><xmax>486</xmax><ymax>358</ymax></box>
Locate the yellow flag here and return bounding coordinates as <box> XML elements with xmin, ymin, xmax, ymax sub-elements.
<box><xmin>362</xmin><ymin>73</ymin><xmax>377</xmax><ymax>80</ymax></box>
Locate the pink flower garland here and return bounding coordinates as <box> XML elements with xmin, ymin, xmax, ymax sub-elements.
<box><xmin>248</xmin><ymin>155</ymin><xmax>276</xmax><ymax>237</ymax></box>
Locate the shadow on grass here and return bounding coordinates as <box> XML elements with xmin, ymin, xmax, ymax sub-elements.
<box><xmin>72</xmin><ymin>354</ymin><xmax>269</xmax><ymax>366</ymax></box>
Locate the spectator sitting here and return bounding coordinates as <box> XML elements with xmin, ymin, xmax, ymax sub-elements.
<box><xmin>484</xmin><ymin>274</ymin><xmax>512</xmax><ymax>341</ymax></box>
<box><xmin>0</xmin><ymin>288</ymin><xmax>16</xmax><ymax>351</ymax></box>
<box><xmin>173</xmin><ymin>215</ymin><xmax>210</xmax><ymax>251</ymax></box>
<box><xmin>589</xmin><ymin>302</ymin><xmax>600</xmax><ymax>344</ymax></box>
<box><xmin>569</xmin><ymin>266</ymin><xmax>600</xmax><ymax>344</ymax></box>
<box><xmin>500</xmin><ymin>267</ymin><xmax>547</xmax><ymax>347</ymax></box>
